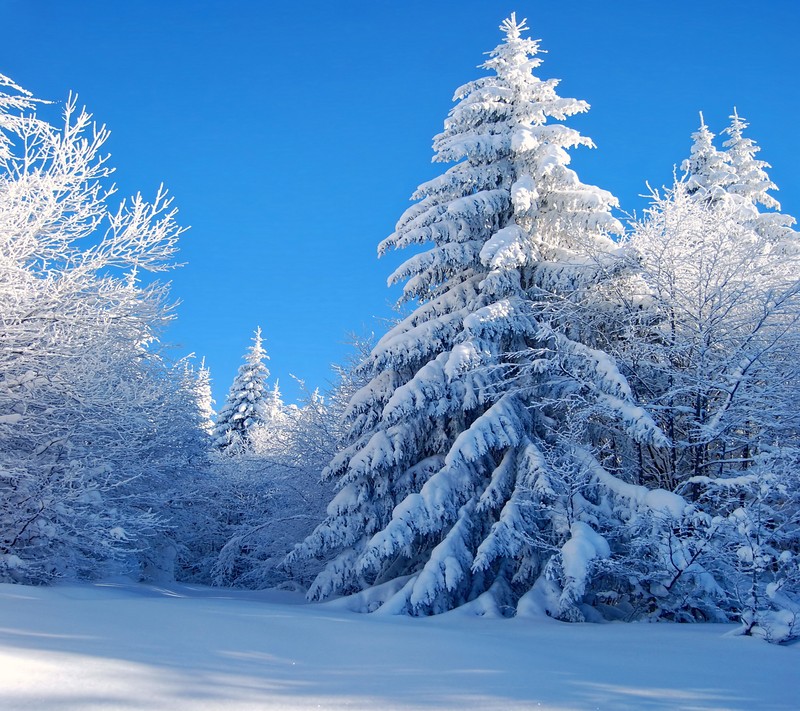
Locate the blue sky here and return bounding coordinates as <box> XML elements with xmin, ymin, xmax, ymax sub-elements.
<box><xmin>4</xmin><ymin>1</ymin><xmax>799</xmax><ymax>405</ymax></box>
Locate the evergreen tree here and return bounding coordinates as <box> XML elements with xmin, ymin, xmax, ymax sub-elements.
<box><xmin>680</xmin><ymin>113</ymin><xmax>732</xmax><ymax>199</ymax></box>
<box><xmin>721</xmin><ymin>108</ymin><xmax>798</xmax><ymax>246</ymax></box>
<box><xmin>181</xmin><ymin>357</ymin><xmax>215</xmax><ymax>439</ymax></box>
<box><xmin>723</xmin><ymin>108</ymin><xmax>780</xmax><ymax>210</ymax></box>
<box><xmin>213</xmin><ymin>327</ymin><xmax>271</xmax><ymax>451</ymax></box>
<box><xmin>196</xmin><ymin>358</ymin><xmax>216</xmax><ymax>436</ymax></box>
<box><xmin>290</xmin><ymin>15</ymin><xmax>667</xmax><ymax>617</ymax></box>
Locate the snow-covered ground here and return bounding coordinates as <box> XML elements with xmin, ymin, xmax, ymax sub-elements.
<box><xmin>0</xmin><ymin>581</ymin><xmax>796</xmax><ymax>710</ymax></box>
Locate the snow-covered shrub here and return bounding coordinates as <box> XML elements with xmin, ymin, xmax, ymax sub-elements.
<box><xmin>181</xmin><ymin>338</ymin><xmax>374</xmax><ymax>589</ymax></box>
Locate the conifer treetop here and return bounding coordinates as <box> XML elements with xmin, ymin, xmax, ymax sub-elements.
<box><xmin>722</xmin><ymin>107</ymin><xmax>780</xmax><ymax>210</ymax></box>
<box><xmin>682</xmin><ymin>111</ymin><xmax>733</xmax><ymax>198</ymax></box>
<box><xmin>500</xmin><ymin>12</ymin><xmax>528</xmax><ymax>40</ymax></box>
<box><xmin>248</xmin><ymin>326</ymin><xmax>268</xmax><ymax>366</ymax></box>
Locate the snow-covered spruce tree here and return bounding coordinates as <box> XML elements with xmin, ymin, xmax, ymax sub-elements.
<box><xmin>722</xmin><ymin>108</ymin><xmax>798</xmax><ymax>247</ymax></box>
<box><xmin>289</xmin><ymin>15</ymin><xmax>670</xmax><ymax>618</ymax></box>
<box><xmin>0</xmin><ymin>75</ymin><xmax>206</xmax><ymax>583</ymax></box>
<box><xmin>621</xmin><ymin>121</ymin><xmax>800</xmax><ymax>638</ymax></box>
<box><xmin>681</xmin><ymin>113</ymin><xmax>733</xmax><ymax>199</ymax></box>
<box><xmin>212</xmin><ymin>327</ymin><xmax>271</xmax><ymax>451</ymax></box>
<box><xmin>193</xmin><ymin>358</ymin><xmax>216</xmax><ymax>438</ymax></box>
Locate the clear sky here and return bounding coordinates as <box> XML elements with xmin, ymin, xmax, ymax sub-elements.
<box><xmin>4</xmin><ymin>1</ymin><xmax>799</xmax><ymax>406</ymax></box>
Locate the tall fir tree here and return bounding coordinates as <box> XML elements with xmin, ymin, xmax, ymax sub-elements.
<box><xmin>723</xmin><ymin>108</ymin><xmax>780</xmax><ymax>210</ymax></box>
<box><xmin>290</xmin><ymin>14</ymin><xmax>668</xmax><ymax>618</ymax></box>
<box><xmin>213</xmin><ymin>327</ymin><xmax>271</xmax><ymax>451</ymax></box>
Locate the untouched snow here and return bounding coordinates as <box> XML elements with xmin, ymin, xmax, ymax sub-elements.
<box><xmin>0</xmin><ymin>581</ymin><xmax>797</xmax><ymax>710</ymax></box>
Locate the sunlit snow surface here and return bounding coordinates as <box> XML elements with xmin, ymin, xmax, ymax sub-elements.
<box><xmin>0</xmin><ymin>581</ymin><xmax>797</xmax><ymax>710</ymax></box>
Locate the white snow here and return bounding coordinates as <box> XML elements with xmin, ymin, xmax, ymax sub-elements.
<box><xmin>560</xmin><ymin>521</ymin><xmax>611</xmax><ymax>583</ymax></box>
<box><xmin>0</xmin><ymin>580</ymin><xmax>797</xmax><ymax>710</ymax></box>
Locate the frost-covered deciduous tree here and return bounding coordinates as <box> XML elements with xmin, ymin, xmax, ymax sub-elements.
<box><xmin>212</xmin><ymin>327</ymin><xmax>271</xmax><ymax>451</ymax></box>
<box><xmin>289</xmin><ymin>15</ymin><xmax>670</xmax><ymax>618</ymax></box>
<box><xmin>621</xmin><ymin>117</ymin><xmax>800</xmax><ymax>640</ymax></box>
<box><xmin>0</xmin><ymin>74</ymin><xmax>205</xmax><ymax>583</ymax></box>
<box><xmin>627</xmin><ymin>188</ymin><xmax>797</xmax><ymax>480</ymax></box>
<box><xmin>284</xmin><ymin>334</ymin><xmax>375</xmax><ymax>471</ymax></box>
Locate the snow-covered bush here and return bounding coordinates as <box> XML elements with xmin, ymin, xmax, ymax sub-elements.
<box><xmin>181</xmin><ymin>337</ymin><xmax>373</xmax><ymax>589</ymax></box>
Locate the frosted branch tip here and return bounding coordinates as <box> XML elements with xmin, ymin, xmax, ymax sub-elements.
<box><xmin>500</xmin><ymin>12</ymin><xmax>528</xmax><ymax>40</ymax></box>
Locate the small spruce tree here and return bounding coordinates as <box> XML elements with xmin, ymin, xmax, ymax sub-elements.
<box><xmin>681</xmin><ymin>113</ymin><xmax>733</xmax><ymax>199</ymax></box>
<box><xmin>213</xmin><ymin>327</ymin><xmax>271</xmax><ymax>451</ymax></box>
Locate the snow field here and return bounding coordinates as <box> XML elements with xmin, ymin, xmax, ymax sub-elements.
<box><xmin>0</xmin><ymin>581</ymin><xmax>797</xmax><ymax>710</ymax></box>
